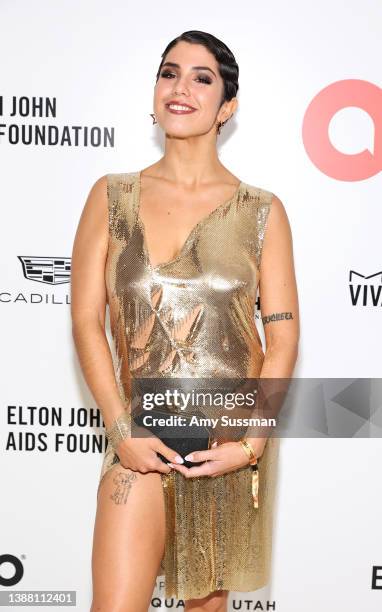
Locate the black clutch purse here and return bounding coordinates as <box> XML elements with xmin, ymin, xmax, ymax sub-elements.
<box><xmin>132</xmin><ymin>407</ymin><xmax>213</xmax><ymax>468</ymax></box>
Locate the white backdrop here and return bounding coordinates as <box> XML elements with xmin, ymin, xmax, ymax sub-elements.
<box><xmin>1</xmin><ymin>1</ymin><xmax>381</xmax><ymax>610</ymax></box>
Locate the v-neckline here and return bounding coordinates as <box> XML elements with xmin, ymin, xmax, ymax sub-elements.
<box><xmin>135</xmin><ymin>169</ymin><xmax>243</xmax><ymax>271</ymax></box>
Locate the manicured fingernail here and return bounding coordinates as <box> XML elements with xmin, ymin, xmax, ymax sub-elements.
<box><xmin>174</xmin><ymin>455</ymin><xmax>184</xmax><ymax>464</ymax></box>
<box><xmin>184</xmin><ymin>454</ymin><xmax>193</xmax><ymax>461</ymax></box>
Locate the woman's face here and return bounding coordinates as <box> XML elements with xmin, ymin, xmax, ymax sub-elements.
<box><xmin>153</xmin><ymin>40</ymin><xmax>232</xmax><ymax>138</ymax></box>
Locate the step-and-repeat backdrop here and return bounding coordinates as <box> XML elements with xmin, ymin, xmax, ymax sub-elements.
<box><xmin>1</xmin><ymin>1</ymin><xmax>381</xmax><ymax>610</ymax></box>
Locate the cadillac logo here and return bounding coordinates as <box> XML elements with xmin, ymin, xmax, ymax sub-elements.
<box><xmin>18</xmin><ymin>256</ymin><xmax>71</xmax><ymax>285</ymax></box>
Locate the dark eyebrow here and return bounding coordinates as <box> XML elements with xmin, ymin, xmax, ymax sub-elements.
<box><xmin>161</xmin><ymin>61</ymin><xmax>217</xmax><ymax>78</ymax></box>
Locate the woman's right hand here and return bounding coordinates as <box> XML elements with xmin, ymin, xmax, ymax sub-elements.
<box><xmin>114</xmin><ymin>432</ymin><xmax>182</xmax><ymax>474</ymax></box>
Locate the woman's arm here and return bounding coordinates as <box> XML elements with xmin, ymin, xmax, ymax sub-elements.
<box><xmin>246</xmin><ymin>193</ymin><xmax>300</xmax><ymax>456</ymax></box>
<box><xmin>70</xmin><ymin>176</ymin><xmax>126</xmax><ymax>430</ymax></box>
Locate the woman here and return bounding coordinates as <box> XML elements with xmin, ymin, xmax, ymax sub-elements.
<box><xmin>71</xmin><ymin>30</ymin><xmax>299</xmax><ymax>612</ymax></box>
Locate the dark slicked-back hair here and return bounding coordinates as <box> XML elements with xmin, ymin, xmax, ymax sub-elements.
<box><xmin>155</xmin><ymin>30</ymin><xmax>239</xmax><ymax>107</ymax></box>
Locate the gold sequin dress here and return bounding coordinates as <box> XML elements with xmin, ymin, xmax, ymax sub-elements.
<box><xmin>97</xmin><ymin>170</ymin><xmax>280</xmax><ymax>600</ymax></box>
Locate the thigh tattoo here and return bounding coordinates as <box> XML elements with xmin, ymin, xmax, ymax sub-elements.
<box><xmin>110</xmin><ymin>470</ymin><xmax>138</xmax><ymax>505</ymax></box>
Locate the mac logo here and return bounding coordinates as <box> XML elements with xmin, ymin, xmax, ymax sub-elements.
<box><xmin>349</xmin><ymin>271</ymin><xmax>382</xmax><ymax>306</ymax></box>
<box><xmin>18</xmin><ymin>256</ymin><xmax>71</xmax><ymax>285</ymax></box>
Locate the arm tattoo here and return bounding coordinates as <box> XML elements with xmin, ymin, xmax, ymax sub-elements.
<box><xmin>262</xmin><ymin>311</ymin><xmax>293</xmax><ymax>326</ymax></box>
<box><xmin>110</xmin><ymin>470</ymin><xmax>138</xmax><ymax>505</ymax></box>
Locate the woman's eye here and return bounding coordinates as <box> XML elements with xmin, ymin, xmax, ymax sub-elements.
<box><xmin>160</xmin><ymin>71</ymin><xmax>175</xmax><ymax>78</ymax></box>
<box><xmin>196</xmin><ymin>75</ymin><xmax>212</xmax><ymax>84</ymax></box>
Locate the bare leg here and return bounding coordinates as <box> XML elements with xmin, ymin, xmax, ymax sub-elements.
<box><xmin>185</xmin><ymin>590</ymin><xmax>229</xmax><ymax>612</ymax></box>
<box><xmin>91</xmin><ymin>463</ymin><xmax>166</xmax><ymax>612</ymax></box>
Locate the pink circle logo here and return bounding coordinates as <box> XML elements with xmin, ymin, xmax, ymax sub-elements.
<box><xmin>302</xmin><ymin>79</ymin><xmax>382</xmax><ymax>181</ymax></box>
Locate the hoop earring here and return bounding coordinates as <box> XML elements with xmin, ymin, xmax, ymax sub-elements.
<box><xmin>150</xmin><ymin>113</ymin><xmax>157</xmax><ymax>125</ymax></box>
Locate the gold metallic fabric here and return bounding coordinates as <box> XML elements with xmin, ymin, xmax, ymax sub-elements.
<box><xmin>97</xmin><ymin>171</ymin><xmax>280</xmax><ymax>600</ymax></box>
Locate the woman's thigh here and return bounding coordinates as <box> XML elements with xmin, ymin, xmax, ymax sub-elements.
<box><xmin>185</xmin><ymin>589</ymin><xmax>229</xmax><ymax>612</ymax></box>
<box><xmin>91</xmin><ymin>463</ymin><xmax>166</xmax><ymax>612</ymax></box>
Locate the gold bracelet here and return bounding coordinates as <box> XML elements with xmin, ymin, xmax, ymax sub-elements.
<box><xmin>239</xmin><ymin>438</ymin><xmax>258</xmax><ymax>465</ymax></box>
<box><xmin>106</xmin><ymin>411</ymin><xmax>132</xmax><ymax>452</ymax></box>
<box><xmin>239</xmin><ymin>438</ymin><xmax>259</xmax><ymax>509</ymax></box>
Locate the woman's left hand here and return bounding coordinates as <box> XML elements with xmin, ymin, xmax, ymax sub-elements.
<box><xmin>167</xmin><ymin>440</ymin><xmax>253</xmax><ymax>478</ymax></box>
